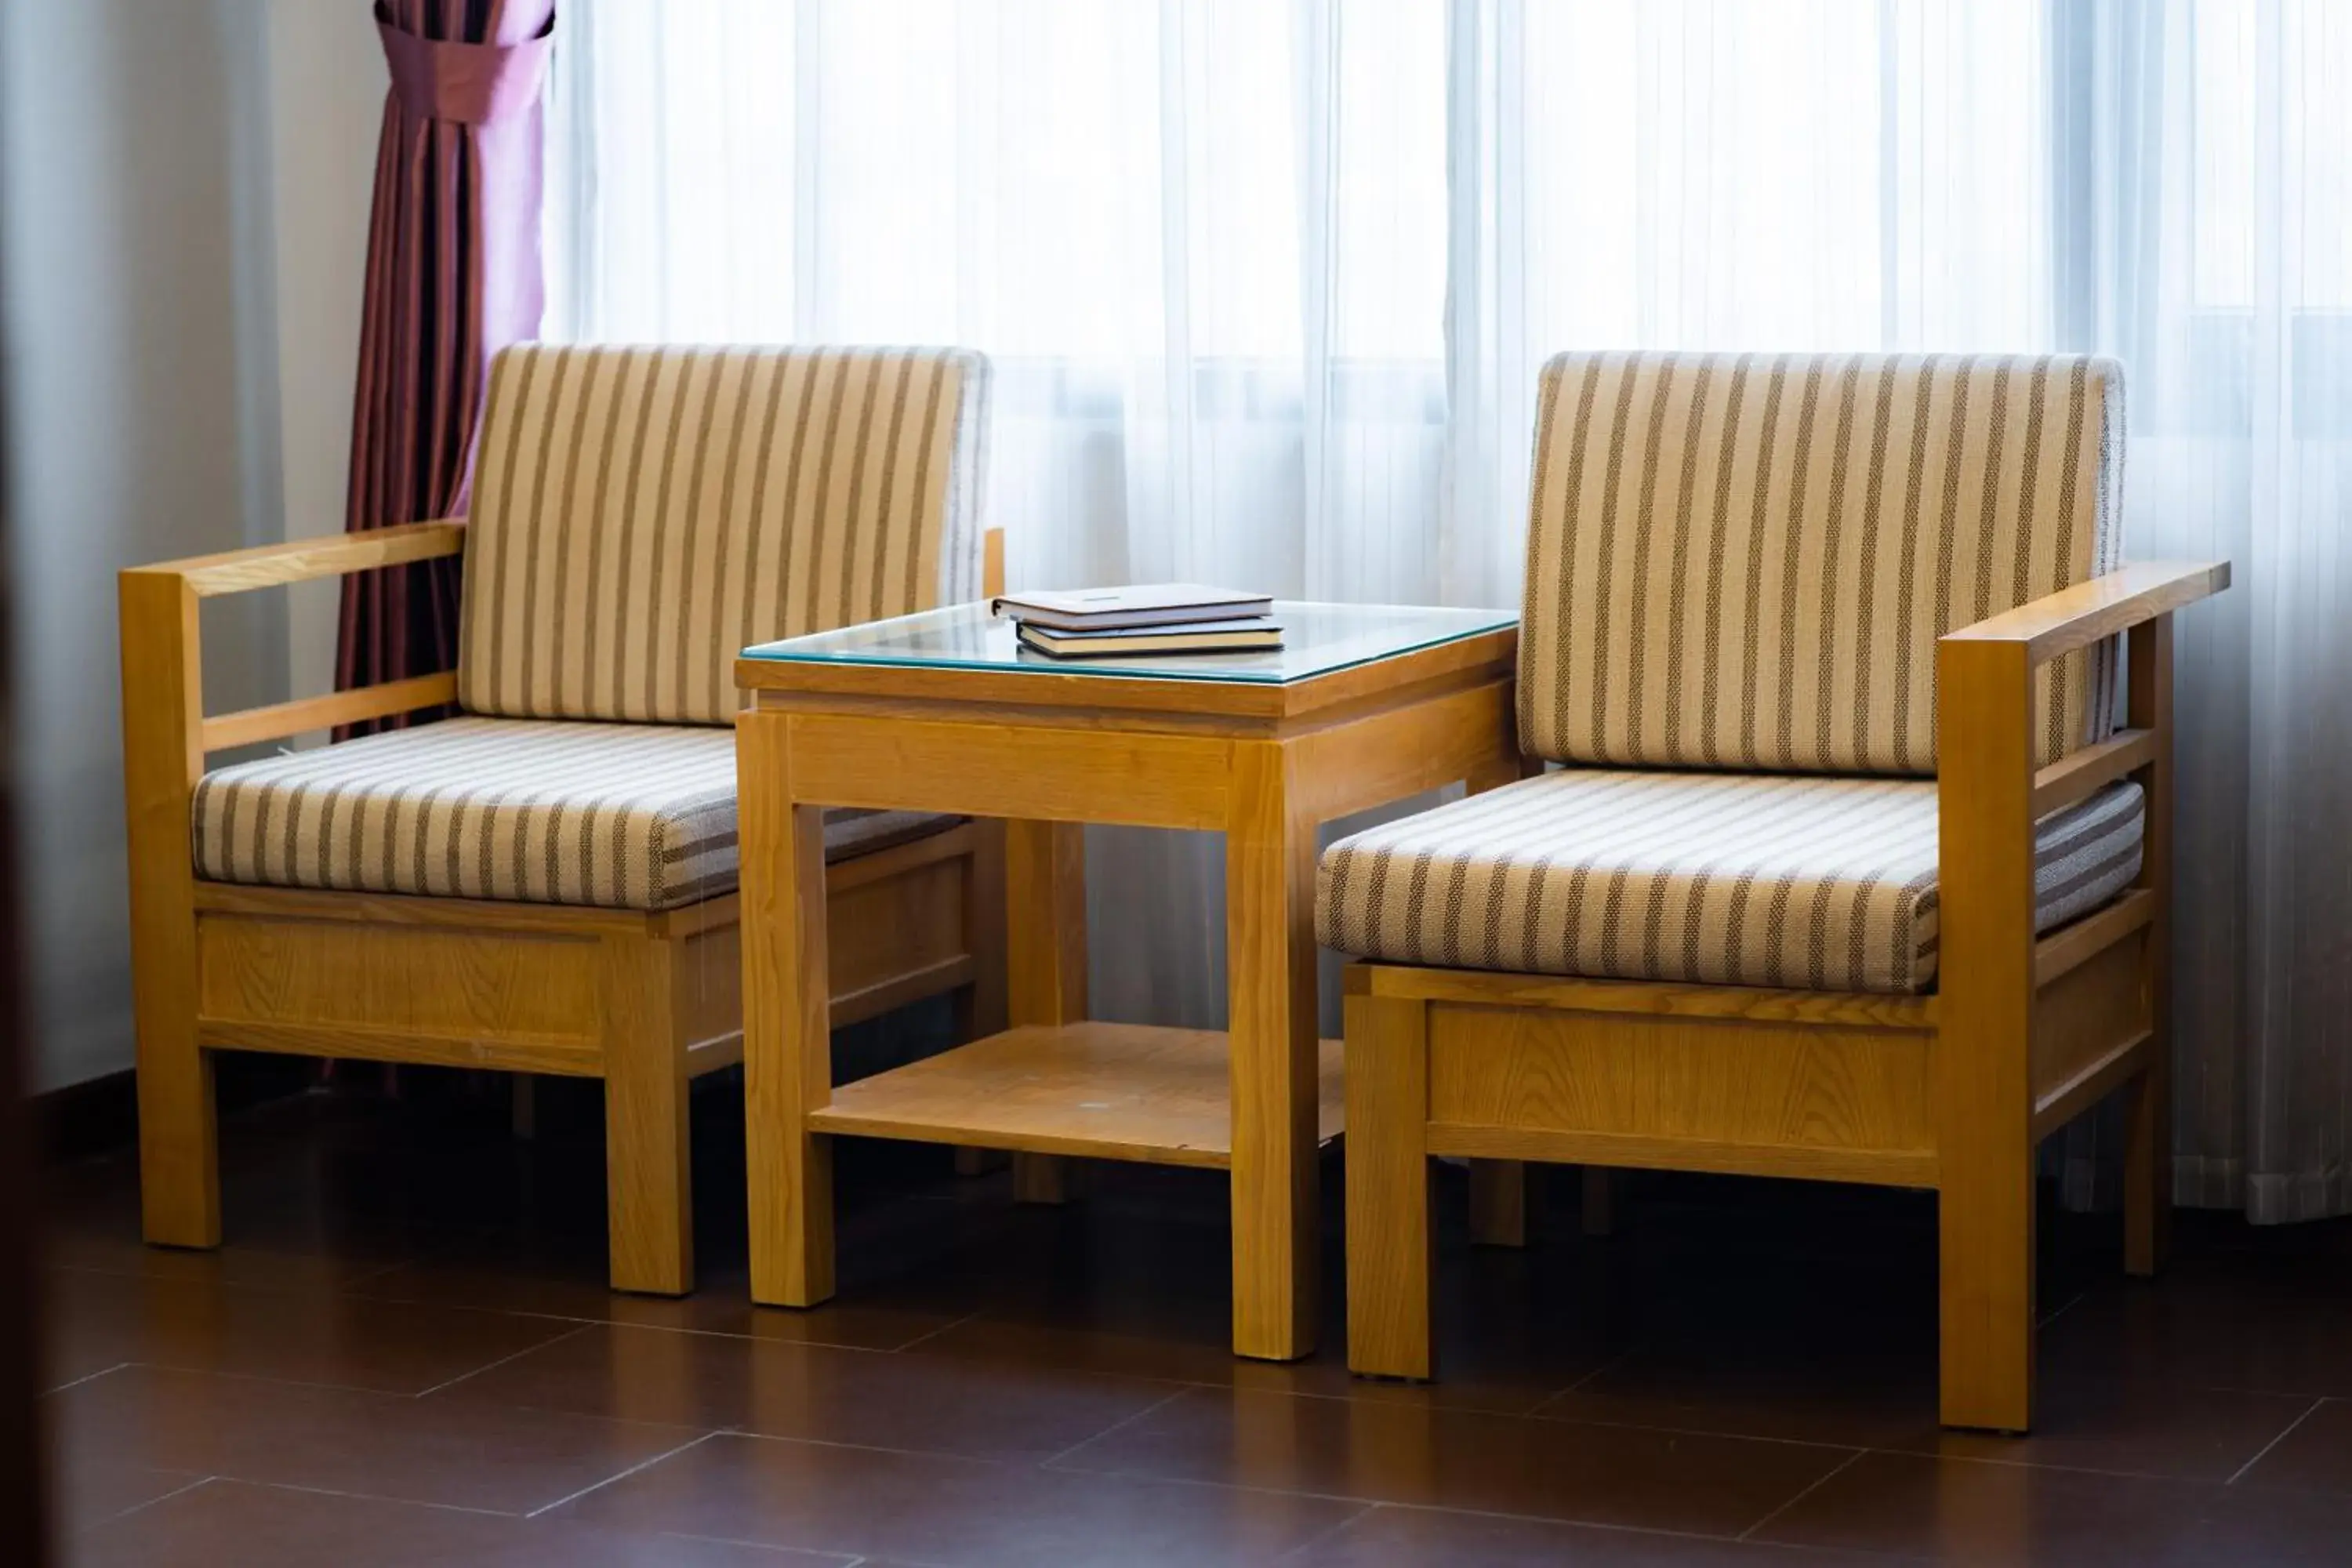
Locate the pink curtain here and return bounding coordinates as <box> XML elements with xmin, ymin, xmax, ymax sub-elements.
<box><xmin>336</xmin><ymin>0</ymin><xmax>555</xmax><ymax>728</ymax></box>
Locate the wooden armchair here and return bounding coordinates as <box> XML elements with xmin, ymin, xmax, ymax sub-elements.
<box><xmin>121</xmin><ymin>344</ymin><xmax>1007</xmax><ymax>1296</ymax></box>
<box><xmin>1323</xmin><ymin>351</ymin><xmax>2227</xmax><ymax>1432</ymax></box>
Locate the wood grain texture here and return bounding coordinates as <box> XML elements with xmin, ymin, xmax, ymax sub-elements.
<box><xmin>805</xmin><ymin>1022</ymin><xmax>1345</xmax><ymax>1167</ymax></box>
<box><xmin>603</xmin><ymin>931</ymin><xmax>691</xmax><ymax>1295</ymax></box>
<box><xmin>1425</xmin><ymin>1122</ymin><xmax>1940</xmax><ymax>1188</ymax></box>
<box><xmin>960</xmin><ymin>820</ymin><xmax>1010</xmax><ymax>1034</ymax></box>
<box><xmin>194</xmin><ymin>880</ymin><xmax>646</xmax><ymax>935</ymax></box>
<box><xmin>1287</xmin><ymin>677</ymin><xmax>1516</xmax><ymax>822</ymax></box>
<box><xmin>2034</xmin><ymin>888</ymin><xmax>2154</xmax><ymax>989</ymax></box>
<box><xmin>674</xmin><ymin>921</ymin><xmax>742</xmax><ymax>1065</ymax></box>
<box><xmin>1941</xmin><ymin>559</ymin><xmax>2228</xmax><ymax>664</ymax></box>
<box><xmin>1005</xmin><ymin>821</ymin><xmax>1087</xmax><ymax>1028</ymax></box>
<box><xmin>1425</xmin><ymin>1006</ymin><xmax>1936</xmax><ymax>1167</ymax></box>
<box><xmin>954</xmin><ymin>818</ymin><xmax>1011</xmax><ymax>1178</ymax></box>
<box><xmin>2030</xmin><ymin>726</ymin><xmax>2156</xmax><ymax>818</ymax></box>
<box><xmin>119</xmin><ymin>570</ymin><xmax>216</xmax><ymax>1248</ymax></box>
<box><xmin>1935</xmin><ymin>632</ymin><xmax>2039</xmax><ymax>1432</ymax></box>
<box><xmin>826</xmin><ymin>853</ymin><xmax>967</xmax><ymax>1004</ymax></box>
<box><xmin>132</xmin><ymin>518</ymin><xmax>465</xmax><ymax>598</ymax></box>
<box><xmin>195</xmin><ymin>916</ymin><xmax>604</xmax><ymax>1044</ymax></box>
<box><xmin>2031</xmin><ymin>935</ymin><xmax>2154</xmax><ymax>1140</ymax></box>
<box><xmin>786</xmin><ymin>712</ymin><xmax>1235</xmax><ymax>829</ymax></box>
<box><xmin>1359</xmin><ymin>965</ymin><xmax>1934</xmax><ymax>1029</ymax></box>
<box><xmin>1004</xmin><ymin>818</ymin><xmax>1086</xmax><ymax>1202</ymax></box>
<box><xmin>199</xmin><ymin>672</ymin><xmax>458</xmax><ymax>753</ymax></box>
<box><xmin>2034</xmin><ymin>1032</ymin><xmax>2155</xmax><ymax>1145</ymax></box>
<box><xmin>1345</xmin><ymin>991</ymin><xmax>1432</xmax><ymax>1380</ymax></box>
<box><xmin>1226</xmin><ymin>739</ymin><xmax>1322</xmax><ymax>1361</ymax></box>
<box><xmin>2125</xmin><ymin>613</ymin><xmax>2175</xmax><ymax>1276</ymax></box>
<box><xmin>738</xmin><ymin>711</ymin><xmax>837</xmax><ymax>1308</ymax></box>
<box><xmin>194</xmin><ymin>1019</ymin><xmax>602</xmax><ymax>1076</ymax></box>
<box><xmin>737</xmin><ymin>626</ymin><xmax>1519</xmax><ymax>724</ymax></box>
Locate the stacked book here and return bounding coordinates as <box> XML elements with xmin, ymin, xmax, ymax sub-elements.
<box><xmin>991</xmin><ymin>584</ymin><xmax>1281</xmax><ymax>659</ymax></box>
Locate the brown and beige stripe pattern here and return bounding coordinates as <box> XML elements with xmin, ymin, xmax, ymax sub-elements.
<box><xmin>1519</xmin><ymin>352</ymin><xmax>2125</xmax><ymax>775</ymax></box>
<box><xmin>1316</xmin><ymin>768</ymin><xmax>2144</xmax><ymax>994</ymax></box>
<box><xmin>193</xmin><ymin>717</ymin><xmax>956</xmax><ymax>911</ymax></box>
<box><xmin>459</xmin><ymin>343</ymin><xmax>991</xmax><ymax>727</ymax></box>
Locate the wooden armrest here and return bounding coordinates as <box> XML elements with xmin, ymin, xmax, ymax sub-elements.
<box><xmin>1940</xmin><ymin>560</ymin><xmax>2229</xmax><ymax>666</ymax></box>
<box><xmin>122</xmin><ymin>517</ymin><xmax>465</xmax><ymax>599</ymax></box>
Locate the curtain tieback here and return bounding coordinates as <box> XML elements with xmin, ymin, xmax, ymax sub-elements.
<box><xmin>376</xmin><ymin>11</ymin><xmax>553</xmax><ymax>127</ymax></box>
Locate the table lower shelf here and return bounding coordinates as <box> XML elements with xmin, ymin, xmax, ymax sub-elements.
<box><xmin>806</xmin><ymin>1022</ymin><xmax>1345</xmax><ymax>1169</ymax></box>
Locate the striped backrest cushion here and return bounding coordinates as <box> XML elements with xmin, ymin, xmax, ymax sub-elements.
<box><xmin>1519</xmin><ymin>352</ymin><xmax>2125</xmax><ymax>775</ymax></box>
<box><xmin>458</xmin><ymin>344</ymin><xmax>990</xmax><ymax>726</ymax></box>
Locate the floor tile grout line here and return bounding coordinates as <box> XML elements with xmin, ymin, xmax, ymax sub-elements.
<box><xmin>1254</xmin><ymin>1374</ymin><xmax>1864</xmax><ymax>1455</ymax></box>
<box><xmin>885</xmin><ymin>1310</ymin><xmax>982</xmax><ymax>1354</ymax></box>
<box><xmin>1850</xmin><ymin>1440</ymin><xmax>2270</xmax><ymax>1486</ymax></box>
<box><xmin>2035</xmin><ymin>1288</ymin><xmax>2087</xmax><ymax>1329</ymax></box>
<box><xmin>74</xmin><ymin>1356</ymin><xmax>715</xmax><ymax>1416</ymax></box>
<box><xmin>1377</xmin><ymin>1496</ymin><xmax>1853</xmax><ymax>1551</ymax></box>
<box><xmin>2224</xmin><ymin>1394</ymin><xmax>2328</xmax><ymax>1486</ymax></box>
<box><xmin>524</xmin><ymin>1429</ymin><xmax>727</xmax><ymax>1520</ymax></box>
<box><xmin>659</xmin><ymin>1530</ymin><xmax>867</xmax><ymax>1566</ymax></box>
<box><xmin>1518</xmin><ymin>1407</ymin><xmax>1865</xmax><ymax>1454</ymax></box>
<box><xmin>412</xmin><ymin>1323</ymin><xmax>593</xmax><ymax>1399</ymax></box>
<box><xmin>1266</xmin><ymin>1501</ymin><xmax>1383</xmax><ymax>1565</ymax></box>
<box><xmin>38</xmin><ymin>1360</ymin><xmax>133</xmax><ymax>1397</ymax></box>
<box><xmin>1523</xmin><ymin>1348</ymin><xmax>1635</xmax><ymax>1414</ymax></box>
<box><xmin>1735</xmin><ymin>1447</ymin><xmax>1868</xmax><ymax>1542</ymax></box>
<box><xmin>84</xmin><ymin>1473</ymin><xmax>220</xmax><ymax>1531</ymax></box>
<box><xmin>198</xmin><ymin>1477</ymin><xmax>522</xmax><ymax>1519</ymax></box>
<box><xmin>1036</xmin><ymin>1386</ymin><xmax>1196</xmax><ymax>1468</ymax></box>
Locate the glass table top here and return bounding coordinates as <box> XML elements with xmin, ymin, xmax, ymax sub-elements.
<box><xmin>743</xmin><ymin>601</ymin><xmax>1516</xmax><ymax>686</ymax></box>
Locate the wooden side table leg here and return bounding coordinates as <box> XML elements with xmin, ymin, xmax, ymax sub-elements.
<box><xmin>1006</xmin><ymin>819</ymin><xmax>1087</xmax><ymax>1204</ymax></box>
<box><xmin>1468</xmin><ymin>1160</ymin><xmax>1528</xmax><ymax>1248</ymax></box>
<box><xmin>1228</xmin><ymin>741</ymin><xmax>1319</xmax><ymax>1361</ymax></box>
<box><xmin>953</xmin><ymin>819</ymin><xmax>1011</xmax><ymax>1178</ymax></box>
<box><xmin>740</xmin><ymin>710</ymin><xmax>836</xmax><ymax>1308</ymax></box>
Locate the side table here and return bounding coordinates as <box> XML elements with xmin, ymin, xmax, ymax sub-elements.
<box><xmin>735</xmin><ymin>601</ymin><xmax>1518</xmax><ymax>1359</ymax></box>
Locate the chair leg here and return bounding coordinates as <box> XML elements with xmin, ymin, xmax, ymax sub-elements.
<box><xmin>1579</xmin><ymin>1166</ymin><xmax>1617</xmax><ymax>1238</ymax></box>
<box><xmin>136</xmin><ymin>1019</ymin><xmax>220</xmax><ymax>1250</ymax></box>
<box><xmin>1467</xmin><ymin>1160</ymin><xmax>1527</xmax><ymax>1247</ymax></box>
<box><xmin>1937</xmin><ymin>1152</ymin><xmax>2035</xmax><ymax>1432</ymax></box>
<box><xmin>2123</xmin><ymin>1049</ymin><xmax>2172</xmax><ymax>1278</ymax></box>
<box><xmin>603</xmin><ymin>935</ymin><xmax>692</xmax><ymax>1296</ymax></box>
<box><xmin>1345</xmin><ymin>988</ymin><xmax>1432</xmax><ymax>1381</ymax></box>
<box><xmin>132</xmin><ymin>904</ymin><xmax>218</xmax><ymax>1249</ymax></box>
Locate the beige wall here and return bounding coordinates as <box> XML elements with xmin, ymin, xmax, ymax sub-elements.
<box><xmin>0</xmin><ymin>0</ymin><xmax>382</xmax><ymax>1091</ymax></box>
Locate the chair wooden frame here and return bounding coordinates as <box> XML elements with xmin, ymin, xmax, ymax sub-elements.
<box><xmin>120</xmin><ymin>520</ymin><xmax>1010</xmax><ymax>1295</ymax></box>
<box><xmin>1343</xmin><ymin>559</ymin><xmax>2229</xmax><ymax>1432</ymax></box>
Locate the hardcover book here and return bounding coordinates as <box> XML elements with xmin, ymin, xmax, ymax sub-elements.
<box><xmin>991</xmin><ymin>583</ymin><xmax>1274</xmax><ymax>631</ymax></box>
<box><xmin>1014</xmin><ymin>617</ymin><xmax>1283</xmax><ymax>658</ymax></box>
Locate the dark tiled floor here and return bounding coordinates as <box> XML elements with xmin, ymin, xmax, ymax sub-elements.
<box><xmin>34</xmin><ymin>1077</ymin><xmax>2352</xmax><ymax>1566</ymax></box>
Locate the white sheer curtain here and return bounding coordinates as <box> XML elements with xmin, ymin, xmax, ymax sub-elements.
<box><xmin>546</xmin><ymin>0</ymin><xmax>2352</xmax><ymax>1219</ymax></box>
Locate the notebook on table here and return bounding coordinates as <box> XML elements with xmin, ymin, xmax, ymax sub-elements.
<box><xmin>990</xmin><ymin>583</ymin><xmax>1273</xmax><ymax>632</ymax></box>
<box><xmin>1015</xmin><ymin>617</ymin><xmax>1283</xmax><ymax>658</ymax></box>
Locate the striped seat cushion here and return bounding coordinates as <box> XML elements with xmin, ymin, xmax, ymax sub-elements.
<box><xmin>1521</xmin><ymin>353</ymin><xmax>2124</xmax><ymax>775</ymax></box>
<box><xmin>1316</xmin><ymin>769</ymin><xmax>2143</xmax><ymax>994</ymax></box>
<box><xmin>192</xmin><ymin>718</ymin><xmax>956</xmax><ymax>912</ymax></box>
<box><xmin>459</xmin><ymin>343</ymin><xmax>990</xmax><ymax>727</ymax></box>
